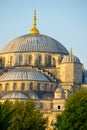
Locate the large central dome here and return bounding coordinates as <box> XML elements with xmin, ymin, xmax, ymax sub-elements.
<box><xmin>0</xmin><ymin>34</ymin><xmax>68</xmax><ymax>54</ymax></box>
<box><xmin>0</xmin><ymin>10</ymin><xmax>68</xmax><ymax>55</ymax></box>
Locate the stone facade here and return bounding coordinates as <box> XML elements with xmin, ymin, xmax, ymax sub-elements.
<box><xmin>0</xmin><ymin>12</ymin><xmax>87</xmax><ymax>130</ymax></box>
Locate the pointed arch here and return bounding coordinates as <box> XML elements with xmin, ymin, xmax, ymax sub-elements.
<box><xmin>29</xmin><ymin>55</ymin><xmax>32</xmax><ymax>65</ymax></box>
<box><xmin>37</xmin><ymin>83</ymin><xmax>41</xmax><ymax>91</ymax></box>
<box><xmin>21</xmin><ymin>83</ymin><xmax>25</xmax><ymax>90</ymax></box>
<box><xmin>48</xmin><ymin>55</ymin><xmax>51</xmax><ymax>66</ymax></box>
<box><xmin>38</xmin><ymin>55</ymin><xmax>42</xmax><ymax>65</ymax></box>
<box><xmin>0</xmin><ymin>84</ymin><xmax>2</xmax><ymax>90</ymax></box>
<box><xmin>30</xmin><ymin>82</ymin><xmax>33</xmax><ymax>90</ymax></box>
<box><xmin>45</xmin><ymin>55</ymin><xmax>51</xmax><ymax>66</ymax></box>
<box><xmin>0</xmin><ymin>57</ymin><xmax>2</xmax><ymax>67</ymax></box>
<box><xmin>19</xmin><ymin>55</ymin><xmax>23</xmax><ymax>65</ymax></box>
<box><xmin>5</xmin><ymin>83</ymin><xmax>10</xmax><ymax>90</ymax></box>
<box><xmin>10</xmin><ymin>56</ymin><xmax>14</xmax><ymax>66</ymax></box>
<box><xmin>45</xmin><ymin>83</ymin><xmax>48</xmax><ymax>91</ymax></box>
<box><xmin>13</xmin><ymin>83</ymin><xmax>17</xmax><ymax>90</ymax></box>
<box><xmin>53</xmin><ymin>58</ymin><xmax>56</xmax><ymax>67</ymax></box>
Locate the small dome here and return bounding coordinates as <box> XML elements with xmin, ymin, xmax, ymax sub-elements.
<box><xmin>55</xmin><ymin>87</ymin><xmax>64</xmax><ymax>93</ymax></box>
<box><xmin>29</xmin><ymin>91</ymin><xmax>39</xmax><ymax>99</ymax></box>
<box><xmin>0</xmin><ymin>68</ymin><xmax>49</xmax><ymax>82</ymax></box>
<box><xmin>2</xmin><ymin>92</ymin><xmax>28</xmax><ymax>99</ymax></box>
<box><xmin>62</xmin><ymin>48</ymin><xmax>80</xmax><ymax>63</ymax></box>
<box><xmin>62</xmin><ymin>55</ymin><xmax>80</xmax><ymax>63</ymax></box>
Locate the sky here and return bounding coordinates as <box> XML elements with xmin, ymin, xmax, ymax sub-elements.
<box><xmin>0</xmin><ymin>0</ymin><xmax>87</xmax><ymax>68</ymax></box>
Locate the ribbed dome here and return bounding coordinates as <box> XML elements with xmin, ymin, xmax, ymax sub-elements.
<box><xmin>62</xmin><ymin>55</ymin><xmax>80</xmax><ymax>63</ymax></box>
<box><xmin>0</xmin><ymin>34</ymin><xmax>69</xmax><ymax>54</ymax></box>
<box><xmin>55</xmin><ymin>87</ymin><xmax>64</xmax><ymax>93</ymax></box>
<box><xmin>2</xmin><ymin>92</ymin><xmax>28</xmax><ymax>99</ymax></box>
<box><xmin>2</xmin><ymin>91</ymin><xmax>39</xmax><ymax>100</ymax></box>
<box><xmin>0</xmin><ymin>68</ymin><xmax>49</xmax><ymax>82</ymax></box>
<box><xmin>29</xmin><ymin>91</ymin><xmax>39</xmax><ymax>99</ymax></box>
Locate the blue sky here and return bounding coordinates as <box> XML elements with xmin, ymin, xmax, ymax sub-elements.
<box><xmin>0</xmin><ymin>0</ymin><xmax>87</xmax><ymax>68</ymax></box>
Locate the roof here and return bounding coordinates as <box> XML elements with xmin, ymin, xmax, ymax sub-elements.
<box><xmin>2</xmin><ymin>91</ymin><xmax>39</xmax><ymax>100</ymax></box>
<box><xmin>62</xmin><ymin>55</ymin><xmax>80</xmax><ymax>63</ymax></box>
<box><xmin>0</xmin><ymin>68</ymin><xmax>50</xmax><ymax>82</ymax></box>
<box><xmin>0</xmin><ymin>34</ymin><xmax>69</xmax><ymax>54</ymax></box>
<box><xmin>2</xmin><ymin>92</ymin><xmax>28</xmax><ymax>99</ymax></box>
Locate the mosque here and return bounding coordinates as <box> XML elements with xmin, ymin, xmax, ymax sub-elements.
<box><xmin>0</xmin><ymin>10</ymin><xmax>87</xmax><ymax>129</ymax></box>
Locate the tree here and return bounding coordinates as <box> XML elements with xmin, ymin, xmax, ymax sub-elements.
<box><xmin>8</xmin><ymin>100</ymin><xmax>48</xmax><ymax>130</ymax></box>
<box><xmin>55</xmin><ymin>88</ymin><xmax>87</xmax><ymax>130</ymax></box>
<box><xmin>0</xmin><ymin>100</ymin><xmax>16</xmax><ymax>130</ymax></box>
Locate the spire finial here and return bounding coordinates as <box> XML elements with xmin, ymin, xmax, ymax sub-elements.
<box><xmin>33</xmin><ymin>10</ymin><xmax>36</xmax><ymax>28</ymax></box>
<box><xmin>69</xmin><ymin>48</ymin><xmax>73</xmax><ymax>56</ymax></box>
<box><xmin>29</xmin><ymin>10</ymin><xmax>40</xmax><ymax>34</ymax></box>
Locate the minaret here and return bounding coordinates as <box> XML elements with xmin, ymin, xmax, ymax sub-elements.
<box><xmin>29</xmin><ymin>10</ymin><xmax>40</xmax><ymax>34</ymax></box>
<box><xmin>69</xmin><ymin>48</ymin><xmax>73</xmax><ymax>57</ymax></box>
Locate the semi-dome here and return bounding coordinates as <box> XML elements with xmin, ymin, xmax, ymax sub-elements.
<box><xmin>0</xmin><ymin>68</ymin><xmax>50</xmax><ymax>82</ymax></box>
<box><xmin>2</xmin><ymin>92</ymin><xmax>28</xmax><ymax>99</ymax></box>
<box><xmin>0</xmin><ymin>34</ymin><xmax>69</xmax><ymax>54</ymax></box>
<box><xmin>2</xmin><ymin>91</ymin><xmax>39</xmax><ymax>100</ymax></box>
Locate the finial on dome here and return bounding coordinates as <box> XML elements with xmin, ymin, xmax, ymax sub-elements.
<box><xmin>33</xmin><ymin>10</ymin><xmax>36</xmax><ymax>28</ymax></box>
<box><xmin>69</xmin><ymin>48</ymin><xmax>73</xmax><ymax>56</ymax></box>
<box><xmin>29</xmin><ymin>10</ymin><xmax>40</xmax><ymax>34</ymax></box>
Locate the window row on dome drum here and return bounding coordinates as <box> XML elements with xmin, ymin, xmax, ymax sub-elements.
<box><xmin>0</xmin><ymin>54</ymin><xmax>57</xmax><ymax>67</ymax></box>
<box><xmin>0</xmin><ymin>82</ymin><xmax>56</xmax><ymax>92</ymax></box>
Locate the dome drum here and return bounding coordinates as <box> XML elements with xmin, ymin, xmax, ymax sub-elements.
<box><xmin>0</xmin><ymin>52</ymin><xmax>63</xmax><ymax>68</ymax></box>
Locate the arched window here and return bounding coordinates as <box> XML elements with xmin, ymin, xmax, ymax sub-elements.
<box><xmin>45</xmin><ymin>84</ymin><xmax>48</xmax><ymax>91</ymax></box>
<box><xmin>45</xmin><ymin>55</ymin><xmax>51</xmax><ymax>66</ymax></box>
<box><xmin>5</xmin><ymin>83</ymin><xmax>10</xmax><ymax>90</ymax></box>
<box><xmin>10</xmin><ymin>56</ymin><xmax>13</xmax><ymax>66</ymax></box>
<box><xmin>13</xmin><ymin>83</ymin><xmax>17</xmax><ymax>90</ymax></box>
<box><xmin>58</xmin><ymin>105</ymin><xmax>61</xmax><ymax>110</ymax></box>
<box><xmin>3</xmin><ymin>57</ymin><xmax>5</xmax><ymax>66</ymax></box>
<box><xmin>53</xmin><ymin>58</ymin><xmax>56</xmax><ymax>67</ymax></box>
<box><xmin>50</xmin><ymin>103</ymin><xmax>53</xmax><ymax>109</ymax></box>
<box><xmin>48</xmin><ymin>55</ymin><xmax>51</xmax><ymax>66</ymax></box>
<box><xmin>0</xmin><ymin>57</ymin><xmax>2</xmax><ymax>67</ymax></box>
<box><xmin>29</xmin><ymin>55</ymin><xmax>32</xmax><ymax>65</ymax></box>
<box><xmin>51</xmin><ymin>84</ymin><xmax>53</xmax><ymax>92</ymax></box>
<box><xmin>0</xmin><ymin>84</ymin><xmax>2</xmax><ymax>90</ymax></box>
<box><xmin>40</xmin><ymin>102</ymin><xmax>43</xmax><ymax>108</ymax></box>
<box><xmin>21</xmin><ymin>83</ymin><xmax>25</xmax><ymax>90</ymax></box>
<box><xmin>37</xmin><ymin>83</ymin><xmax>41</xmax><ymax>91</ymax></box>
<box><xmin>30</xmin><ymin>82</ymin><xmax>33</xmax><ymax>90</ymax></box>
<box><xmin>19</xmin><ymin>55</ymin><xmax>23</xmax><ymax>65</ymax></box>
<box><xmin>38</xmin><ymin>55</ymin><xmax>42</xmax><ymax>65</ymax></box>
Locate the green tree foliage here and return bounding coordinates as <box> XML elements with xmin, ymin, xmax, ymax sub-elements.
<box><xmin>8</xmin><ymin>100</ymin><xmax>48</xmax><ymax>130</ymax></box>
<box><xmin>0</xmin><ymin>100</ymin><xmax>16</xmax><ymax>130</ymax></box>
<box><xmin>55</xmin><ymin>88</ymin><xmax>87</xmax><ymax>130</ymax></box>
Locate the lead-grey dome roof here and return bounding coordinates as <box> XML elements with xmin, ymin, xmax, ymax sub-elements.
<box><xmin>0</xmin><ymin>34</ymin><xmax>69</xmax><ymax>54</ymax></box>
<box><xmin>62</xmin><ymin>55</ymin><xmax>80</xmax><ymax>63</ymax></box>
<box><xmin>2</xmin><ymin>91</ymin><xmax>39</xmax><ymax>100</ymax></box>
<box><xmin>0</xmin><ymin>68</ymin><xmax>49</xmax><ymax>82</ymax></box>
<box><xmin>55</xmin><ymin>87</ymin><xmax>64</xmax><ymax>93</ymax></box>
<box><xmin>2</xmin><ymin>92</ymin><xmax>28</xmax><ymax>99</ymax></box>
